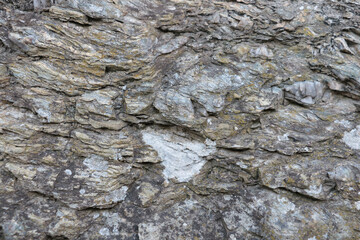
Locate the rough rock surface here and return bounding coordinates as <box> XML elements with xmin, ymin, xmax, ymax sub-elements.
<box><xmin>1</xmin><ymin>0</ymin><xmax>360</xmax><ymax>239</ymax></box>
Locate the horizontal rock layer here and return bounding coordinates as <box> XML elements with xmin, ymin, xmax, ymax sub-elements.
<box><xmin>1</xmin><ymin>0</ymin><xmax>360</xmax><ymax>239</ymax></box>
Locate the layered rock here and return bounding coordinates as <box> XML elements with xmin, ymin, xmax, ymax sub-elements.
<box><xmin>1</xmin><ymin>0</ymin><xmax>360</xmax><ymax>239</ymax></box>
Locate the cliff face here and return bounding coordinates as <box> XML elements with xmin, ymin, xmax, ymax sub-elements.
<box><xmin>1</xmin><ymin>0</ymin><xmax>360</xmax><ymax>239</ymax></box>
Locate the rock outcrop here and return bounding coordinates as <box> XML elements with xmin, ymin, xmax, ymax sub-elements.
<box><xmin>1</xmin><ymin>0</ymin><xmax>360</xmax><ymax>239</ymax></box>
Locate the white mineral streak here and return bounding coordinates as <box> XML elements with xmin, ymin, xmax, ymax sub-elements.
<box><xmin>64</xmin><ymin>169</ymin><xmax>72</xmax><ymax>176</ymax></box>
<box><xmin>343</xmin><ymin>125</ymin><xmax>360</xmax><ymax>150</ymax></box>
<box><xmin>99</xmin><ymin>227</ymin><xmax>110</xmax><ymax>236</ymax></box>
<box><xmin>355</xmin><ymin>201</ymin><xmax>360</xmax><ymax>210</ymax></box>
<box><xmin>105</xmin><ymin>186</ymin><xmax>128</xmax><ymax>203</ymax></box>
<box><xmin>83</xmin><ymin>155</ymin><xmax>109</xmax><ymax>178</ymax></box>
<box><xmin>142</xmin><ymin>130</ymin><xmax>216</xmax><ymax>182</ymax></box>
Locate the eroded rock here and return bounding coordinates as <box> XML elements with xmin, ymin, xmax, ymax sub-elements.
<box><xmin>1</xmin><ymin>0</ymin><xmax>360</xmax><ymax>239</ymax></box>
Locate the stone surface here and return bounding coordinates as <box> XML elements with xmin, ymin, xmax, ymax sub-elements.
<box><xmin>1</xmin><ymin>0</ymin><xmax>360</xmax><ymax>239</ymax></box>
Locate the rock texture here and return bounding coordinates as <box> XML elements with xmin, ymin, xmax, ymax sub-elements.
<box><xmin>1</xmin><ymin>0</ymin><xmax>360</xmax><ymax>239</ymax></box>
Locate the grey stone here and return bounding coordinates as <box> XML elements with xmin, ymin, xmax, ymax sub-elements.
<box><xmin>1</xmin><ymin>0</ymin><xmax>360</xmax><ymax>239</ymax></box>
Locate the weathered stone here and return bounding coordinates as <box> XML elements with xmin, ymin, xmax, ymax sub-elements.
<box><xmin>137</xmin><ymin>182</ymin><xmax>160</xmax><ymax>207</ymax></box>
<box><xmin>284</xmin><ymin>80</ymin><xmax>325</xmax><ymax>106</ymax></box>
<box><xmin>2</xmin><ymin>0</ymin><xmax>360</xmax><ymax>239</ymax></box>
<box><xmin>142</xmin><ymin>128</ymin><xmax>216</xmax><ymax>182</ymax></box>
<box><xmin>49</xmin><ymin>6</ymin><xmax>88</xmax><ymax>24</ymax></box>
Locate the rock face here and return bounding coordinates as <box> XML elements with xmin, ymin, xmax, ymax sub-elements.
<box><xmin>1</xmin><ymin>0</ymin><xmax>360</xmax><ymax>239</ymax></box>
